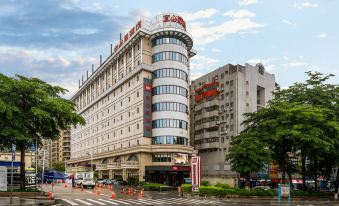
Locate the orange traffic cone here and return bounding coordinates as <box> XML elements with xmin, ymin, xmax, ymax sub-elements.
<box><xmin>128</xmin><ymin>188</ymin><xmax>131</xmax><ymax>195</ymax></box>
<box><xmin>64</xmin><ymin>183</ymin><xmax>68</xmax><ymax>188</ymax></box>
<box><xmin>81</xmin><ymin>185</ymin><xmax>84</xmax><ymax>192</ymax></box>
<box><xmin>97</xmin><ymin>190</ymin><xmax>101</xmax><ymax>195</ymax></box>
<box><xmin>139</xmin><ymin>189</ymin><xmax>144</xmax><ymax>198</ymax></box>
<box><xmin>111</xmin><ymin>191</ymin><xmax>116</xmax><ymax>199</ymax></box>
<box><xmin>48</xmin><ymin>191</ymin><xmax>53</xmax><ymax>200</ymax></box>
<box><xmin>74</xmin><ymin>185</ymin><xmax>77</xmax><ymax>191</ymax></box>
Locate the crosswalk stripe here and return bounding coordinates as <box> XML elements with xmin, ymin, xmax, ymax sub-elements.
<box><xmin>86</xmin><ymin>199</ymin><xmax>107</xmax><ymax>205</ymax></box>
<box><xmin>140</xmin><ymin>199</ymin><xmax>163</xmax><ymax>205</ymax></box>
<box><xmin>136</xmin><ymin>199</ymin><xmax>154</xmax><ymax>205</ymax></box>
<box><xmin>148</xmin><ymin>198</ymin><xmax>172</xmax><ymax>204</ymax></box>
<box><xmin>74</xmin><ymin>199</ymin><xmax>93</xmax><ymax>205</ymax></box>
<box><xmin>62</xmin><ymin>199</ymin><xmax>79</xmax><ymax>205</ymax></box>
<box><xmin>124</xmin><ymin>199</ymin><xmax>142</xmax><ymax>205</ymax></box>
<box><xmin>112</xmin><ymin>199</ymin><xmax>132</xmax><ymax>205</ymax></box>
<box><xmin>98</xmin><ymin>199</ymin><xmax>119</xmax><ymax>205</ymax></box>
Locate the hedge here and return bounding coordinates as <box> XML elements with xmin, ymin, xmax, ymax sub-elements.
<box><xmin>181</xmin><ymin>184</ymin><xmax>192</xmax><ymax>193</ymax></box>
<box><xmin>290</xmin><ymin>190</ymin><xmax>329</xmax><ymax>197</ymax></box>
<box><xmin>201</xmin><ymin>180</ymin><xmax>209</xmax><ymax>186</ymax></box>
<box><xmin>188</xmin><ymin>186</ymin><xmax>275</xmax><ymax>197</ymax></box>
<box><xmin>215</xmin><ymin>183</ymin><xmax>230</xmax><ymax>189</ymax></box>
<box><xmin>143</xmin><ymin>183</ymin><xmax>168</xmax><ymax>191</ymax></box>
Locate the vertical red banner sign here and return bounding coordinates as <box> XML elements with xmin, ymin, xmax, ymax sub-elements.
<box><xmin>191</xmin><ymin>156</ymin><xmax>201</xmax><ymax>192</ymax></box>
<box><xmin>143</xmin><ymin>78</ymin><xmax>152</xmax><ymax>137</ymax></box>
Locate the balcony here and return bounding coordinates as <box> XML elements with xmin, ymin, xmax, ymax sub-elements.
<box><xmin>195</xmin><ymin>131</ymin><xmax>219</xmax><ymax>140</ymax></box>
<box><xmin>107</xmin><ymin>162</ymin><xmax>121</xmax><ymax>170</ymax></box>
<box><xmin>121</xmin><ymin>161</ymin><xmax>139</xmax><ymax>169</ymax></box>
<box><xmin>195</xmin><ymin>142</ymin><xmax>219</xmax><ymax>150</ymax></box>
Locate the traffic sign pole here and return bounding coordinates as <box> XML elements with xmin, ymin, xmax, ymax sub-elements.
<box><xmin>10</xmin><ymin>144</ymin><xmax>16</xmax><ymax>204</ymax></box>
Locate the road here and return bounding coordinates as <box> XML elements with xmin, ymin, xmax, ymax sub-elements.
<box><xmin>42</xmin><ymin>183</ymin><xmax>338</xmax><ymax>206</ymax></box>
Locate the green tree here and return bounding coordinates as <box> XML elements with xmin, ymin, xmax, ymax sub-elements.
<box><xmin>52</xmin><ymin>162</ymin><xmax>65</xmax><ymax>172</ymax></box>
<box><xmin>0</xmin><ymin>73</ymin><xmax>85</xmax><ymax>189</ymax></box>
<box><xmin>227</xmin><ymin>72</ymin><xmax>338</xmax><ymax>191</ymax></box>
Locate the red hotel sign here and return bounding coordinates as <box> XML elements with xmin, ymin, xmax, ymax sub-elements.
<box><xmin>163</xmin><ymin>14</ymin><xmax>186</xmax><ymax>30</ymax></box>
<box><xmin>191</xmin><ymin>156</ymin><xmax>201</xmax><ymax>192</ymax></box>
<box><xmin>114</xmin><ymin>20</ymin><xmax>142</xmax><ymax>53</ymax></box>
<box><xmin>143</xmin><ymin>78</ymin><xmax>152</xmax><ymax>137</ymax></box>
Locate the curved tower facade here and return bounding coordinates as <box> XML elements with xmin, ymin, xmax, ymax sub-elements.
<box><xmin>69</xmin><ymin>13</ymin><xmax>196</xmax><ymax>185</ymax></box>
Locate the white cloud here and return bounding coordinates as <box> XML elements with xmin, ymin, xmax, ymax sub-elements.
<box><xmin>189</xmin><ymin>17</ymin><xmax>264</xmax><ymax>45</ymax></box>
<box><xmin>223</xmin><ymin>9</ymin><xmax>255</xmax><ymax>18</ymax></box>
<box><xmin>238</xmin><ymin>0</ymin><xmax>258</xmax><ymax>6</ymax></box>
<box><xmin>281</xmin><ymin>61</ymin><xmax>308</xmax><ymax>68</ymax></box>
<box><xmin>316</xmin><ymin>33</ymin><xmax>327</xmax><ymax>38</ymax></box>
<box><xmin>294</xmin><ymin>2</ymin><xmax>319</xmax><ymax>9</ymax></box>
<box><xmin>190</xmin><ymin>55</ymin><xmax>219</xmax><ymax>74</ymax></box>
<box><xmin>180</xmin><ymin>8</ymin><xmax>219</xmax><ymax>22</ymax></box>
<box><xmin>282</xmin><ymin>19</ymin><xmax>297</xmax><ymax>26</ymax></box>
<box><xmin>211</xmin><ymin>48</ymin><xmax>221</xmax><ymax>53</ymax></box>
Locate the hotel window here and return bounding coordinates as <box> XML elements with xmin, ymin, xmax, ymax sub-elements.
<box><xmin>152</xmin><ymin>102</ymin><xmax>188</xmax><ymax>113</ymax></box>
<box><xmin>152</xmin><ymin>36</ymin><xmax>187</xmax><ymax>49</ymax></box>
<box><xmin>152</xmin><ymin>85</ymin><xmax>188</xmax><ymax>97</ymax></box>
<box><xmin>153</xmin><ymin>68</ymin><xmax>188</xmax><ymax>82</ymax></box>
<box><xmin>152</xmin><ymin>154</ymin><xmax>171</xmax><ymax>162</ymax></box>
<box><xmin>152</xmin><ymin>51</ymin><xmax>188</xmax><ymax>65</ymax></box>
<box><xmin>152</xmin><ymin>119</ymin><xmax>188</xmax><ymax>130</ymax></box>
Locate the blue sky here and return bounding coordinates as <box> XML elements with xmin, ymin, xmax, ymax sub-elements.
<box><xmin>0</xmin><ymin>0</ymin><xmax>338</xmax><ymax>97</ymax></box>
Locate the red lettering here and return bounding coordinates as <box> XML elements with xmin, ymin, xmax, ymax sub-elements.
<box><xmin>145</xmin><ymin>111</ymin><xmax>151</xmax><ymax>115</ymax></box>
<box><xmin>124</xmin><ymin>33</ymin><xmax>129</xmax><ymax>42</ymax></box>
<box><xmin>163</xmin><ymin>14</ymin><xmax>170</xmax><ymax>22</ymax></box>
<box><xmin>119</xmin><ymin>40</ymin><xmax>123</xmax><ymax>47</ymax></box>
<box><xmin>136</xmin><ymin>20</ymin><xmax>142</xmax><ymax>30</ymax></box>
<box><xmin>114</xmin><ymin>45</ymin><xmax>119</xmax><ymax>52</ymax></box>
<box><xmin>129</xmin><ymin>27</ymin><xmax>135</xmax><ymax>36</ymax></box>
<box><xmin>178</xmin><ymin>16</ymin><xmax>186</xmax><ymax>29</ymax></box>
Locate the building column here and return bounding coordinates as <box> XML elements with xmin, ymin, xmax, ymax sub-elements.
<box><xmin>109</xmin><ymin>170</ymin><xmax>113</xmax><ymax>179</ymax></box>
<box><xmin>122</xmin><ymin>168</ymin><xmax>127</xmax><ymax>181</ymax></box>
<box><xmin>140</xmin><ymin>38</ymin><xmax>143</xmax><ymax>64</ymax></box>
<box><xmin>131</xmin><ymin>44</ymin><xmax>134</xmax><ymax>69</ymax></box>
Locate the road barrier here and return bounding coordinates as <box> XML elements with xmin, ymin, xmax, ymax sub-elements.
<box><xmin>48</xmin><ymin>192</ymin><xmax>53</xmax><ymax>200</ymax></box>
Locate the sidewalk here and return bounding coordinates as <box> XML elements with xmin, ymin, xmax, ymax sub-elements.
<box><xmin>0</xmin><ymin>197</ymin><xmax>55</xmax><ymax>206</ymax></box>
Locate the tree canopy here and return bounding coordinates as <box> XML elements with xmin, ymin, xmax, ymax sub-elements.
<box><xmin>227</xmin><ymin>71</ymin><xmax>338</xmax><ymax>190</ymax></box>
<box><xmin>0</xmin><ymin>73</ymin><xmax>85</xmax><ymax>188</ymax></box>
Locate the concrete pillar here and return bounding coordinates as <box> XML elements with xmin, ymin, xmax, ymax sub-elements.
<box><xmin>109</xmin><ymin>170</ymin><xmax>113</xmax><ymax>179</ymax></box>
<box><xmin>122</xmin><ymin>168</ymin><xmax>127</xmax><ymax>181</ymax></box>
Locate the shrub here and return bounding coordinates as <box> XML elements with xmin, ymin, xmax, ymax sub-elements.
<box><xmin>290</xmin><ymin>190</ymin><xmax>329</xmax><ymax>197</ymax></box>
<box><xmin>250</xmin><ymin>188</ymin><xmax>275</xmax><ymax>196</ymax></box>
<box><xmin>127</xmin><ymin>177</ymin><xmax>139</xmax><ymax>186</ymax></box>
<box><xmin>143</xmin><ymin>183</ymin><xmax>168</xmax><ymax>191</ymax></box>
<box><xmin>215</xmin><ymin>183</ymin><xmax>231</xmax><ymax>189</ymax></box>
<box><xmin>181</xmin><ymin>184</ymin><xmax>192</xmax><ymax>193</ymax></box>
<box><xmin>201</xmin><ymin>180</ymin><xmax>209</xmax><ymax>186</ymax></box>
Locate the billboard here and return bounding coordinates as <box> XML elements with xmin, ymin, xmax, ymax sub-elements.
<box><xmin>173</xmin><ymin>153</ymin><xmax>188</xmax><ymax>165</ymax></box>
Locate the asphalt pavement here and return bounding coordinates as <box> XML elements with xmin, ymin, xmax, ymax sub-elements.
<box><xmin>41</xmin><ymin>183</ymin><xmax>339</xmax><ymax>206</ymax></box>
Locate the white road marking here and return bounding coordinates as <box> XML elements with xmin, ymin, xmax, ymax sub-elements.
<box><xmin>123</xmin><ymin>199</ymin><xmax>142</xmax><ymax>205</ymax></box>
<box><xmin>112</xmin><ymin>199</ymin><xmax>132</xmax><ymax>205</ymax></box>
<box><xmin>61</xmin><ymin>199</ymin><xmax>79</xmax><ymax>205</ymax></box>
<box><xmin>74</xmin><ymin>199</ymin><xmax>93</xmax><ymax>205</ymax></box>
<box><xmin>98</xmin><ymin>199</ymin><xmax>119</xmax><ymax>205</ymax></box>
<box><xmin>86</xmin><ymin>199</ymin><xmax>107</xmax><ymax>205</ymax></box>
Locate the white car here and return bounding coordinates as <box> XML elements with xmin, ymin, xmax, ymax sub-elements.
<box><xmin>77</xmin><ymin>178</ymin><xmax>95</xmax><ymax>189</ymax></box>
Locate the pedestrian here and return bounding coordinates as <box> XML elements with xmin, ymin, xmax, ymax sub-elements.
<box><xmin>72</xmin><ymin>175</ymin><xmax>75</xmax><ymax>188</ymax></box>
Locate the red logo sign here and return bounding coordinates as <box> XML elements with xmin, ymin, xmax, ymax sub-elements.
<box><xmin>163</xmin><ymin>14</ymin><xmax>186</xmax><ymax>30</ymax></box>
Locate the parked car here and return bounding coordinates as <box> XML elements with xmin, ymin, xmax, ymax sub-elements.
<box><xmin>104</xmin><ymin>179</ymin><xmax>114</xmax><ymax>185</ymax></box>
<box><xmin>96</xmin><ymin>178</ymin><xmax>104</xmax><ymax>185</ymax></box>
<box><xmin>77</xmin><ymin>178</ymin><xmax>95</xmax><ymax>189</ymax></box>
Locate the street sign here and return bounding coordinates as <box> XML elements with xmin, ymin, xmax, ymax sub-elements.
<box><xmin>12</xmin><ymin>144</ymin><xmax>16</xmax><ymax>161</ymax></box>
<box><xmin>0</xmin><ymin>167</ymin><xmax>7</xmax><ymax>191</ymax></box>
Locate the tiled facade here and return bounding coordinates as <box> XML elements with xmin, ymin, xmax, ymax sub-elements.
<box><xmin>190</xmin><ymin>64</ymin><xmax>276</xmax><ymax>186</ymax></box>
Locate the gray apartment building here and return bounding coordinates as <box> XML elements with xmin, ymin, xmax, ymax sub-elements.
<box><xmin>190</xmin><ymin>63</ymin><xmax>276</xmax><ymax>186</ymax></box>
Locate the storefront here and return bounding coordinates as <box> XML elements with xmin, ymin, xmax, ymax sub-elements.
<box><xmin>145</xmin><ymin>165</ymin><xmax>190</xmax><ymax>186</ymax></box>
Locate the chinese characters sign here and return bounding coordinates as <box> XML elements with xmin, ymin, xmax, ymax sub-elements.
<box><xmin>143</xmin><ymin>78</ymin><xmax>152</xmax><ymax>137</ymax></box>
<box><xmin>114</xmin><ymin>20</ymin><xmax>142</xmax><ymax>53</ymax></box>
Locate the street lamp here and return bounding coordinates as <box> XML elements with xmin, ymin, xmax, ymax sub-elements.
<box><xmin>86</xmin><ymin>152</ymin><xmax>93</xmax><ymax>180</ymax></box>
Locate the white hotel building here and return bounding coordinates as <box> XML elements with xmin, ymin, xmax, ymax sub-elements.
<box><xmin>68</xmin><ymin>13</ymin><xmax>196</xmax><ymax>185</ymax></box>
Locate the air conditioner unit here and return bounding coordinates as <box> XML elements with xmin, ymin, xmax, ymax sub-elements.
<box><xmin>217</xmin><ymin>88</ymin><xmax>220</xmax><ymax>91</ymax></box>
<box><xmin>216</xmin><ymin>121</ymin><xmax>220</xmax><ymax>125</ymax></box>
<box><xmin>221</xmin><ymin>87</ymin><xmax>224</xmax><ymax>91</ymax></box>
